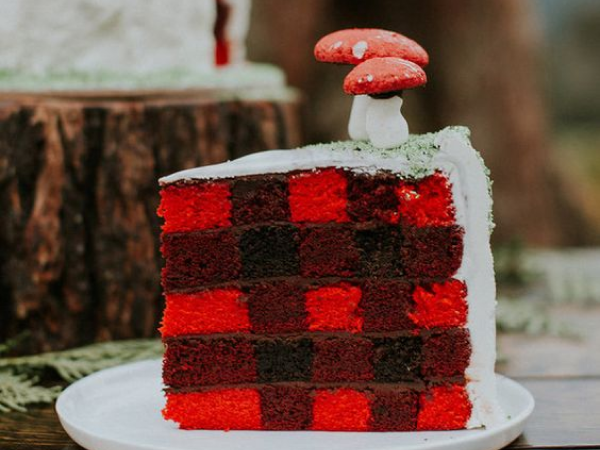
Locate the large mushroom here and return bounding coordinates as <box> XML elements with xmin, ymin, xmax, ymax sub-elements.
<box><xmin>314</xmin><ymin>28</ymin><xmax>429</xmax><ymax>66</ymax></box>
<box><xmin>344</xmin><ymin>57</ymin><xmax>427</xmax><ymax>148</ymax></box>
<box><xmin>314</xmin><ymin>28</ymin><xmax>428</xmax><ymax>141</ymax></box>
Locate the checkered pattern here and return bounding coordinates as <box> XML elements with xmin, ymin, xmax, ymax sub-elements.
<box><xmin>159</xmin><ymin>168</ymin><xmax>472</xmax><ymax>431</ymax></box>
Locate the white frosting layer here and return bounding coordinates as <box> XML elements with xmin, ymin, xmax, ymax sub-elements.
<box><xmin>160</xmin><ymin>127</ymin><xmax>505</xmax><ymax>429</ymax></box>
<box><xmin>432</xmin><ymin>132</ymin><xmax>505</xmax><ymax>429</ymax></box>
<box><xmin>0</xmin><ymin>0</ymin><xmax>250</xmax><ymax>75</ymax></box>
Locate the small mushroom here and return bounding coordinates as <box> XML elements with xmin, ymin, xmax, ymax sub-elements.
<box><xmin>344</xmin><ymin>57</ymin><xmax>427</xmax><ymax>148</ymax></box>
<box><xmin>314</xmin><ymin>28</ymin><xmax>428</xmax><ymax>141</ymax></box>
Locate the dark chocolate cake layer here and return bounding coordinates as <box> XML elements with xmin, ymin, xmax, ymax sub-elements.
<box><xmin>163</xmin><ymin>330</ymin><xmax>470</xmax><ymax>388</ymax></box>
<box><xmin>161</xmin><ymin>224</ymin><xmax>464</xmax><ymax>292</ymax></box>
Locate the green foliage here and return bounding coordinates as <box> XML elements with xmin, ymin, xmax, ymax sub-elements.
<box><xmin>0</xmin><ymin>372</ymin><xmax>61</xmax><ymax>413</ymax></box>
<box><xmin>0</xmin><ymin>339</ymin><xmax>163</xmax><ymax>413</ymax></box>
<box><xmin>494</xmin><ymin>243</ymin><xmax>579</xmax><ymax>338</ymax></box>
<box><xmin>496</xmin><ymin>297</ymin><xmax>577</xmax><ymax>338</ymax></box>
<box><xmin>494</xmin><ymin>239</ymin><xmax>537</xmax><ymax>289</ymax></box>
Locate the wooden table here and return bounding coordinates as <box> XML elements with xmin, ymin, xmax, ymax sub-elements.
<box><xmin>2</xmin><ymin>304</ymin><xmax>599</xmax><ymax>449</ymax></box>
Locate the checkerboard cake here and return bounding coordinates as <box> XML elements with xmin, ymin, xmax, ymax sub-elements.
<box><xmin>158</xmin><ymin>127</ymin><xmax>505</xmax><ymax>431</ymax></box>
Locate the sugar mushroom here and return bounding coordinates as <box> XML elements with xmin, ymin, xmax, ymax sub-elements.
<box><xmin>314</xmin><ymin>28</ymin><xmax>429</xmax><ymax>141</ymax></box>
<box><xmin>314</xmin><ymin>28</ymin><xmax>429</xmax><ymax>67</ymax></box>
<box><xmin>344</xmin><ymin>57</ymin><xmax>427</xmax><ymax>149</ymax></box>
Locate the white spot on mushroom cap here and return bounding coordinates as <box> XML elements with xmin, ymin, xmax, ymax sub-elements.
<box><xmin>352</xmin><ymin>41</ymin><xmax>368</xmax><ymax>59</ymax></box>
<box><xmin>332</xmin><ymin>40</ymin><xmax>343</xmax><ymax>49</ymax></box>
<box><xmin>358</xmin><ymin>73</ymin><xmax>374</xmax><ymax>84</ymax></box>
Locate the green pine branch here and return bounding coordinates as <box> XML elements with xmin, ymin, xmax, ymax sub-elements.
<box><xmin>0</xmin><ymin>372</ymin><xmax>61</xmax><ymax>413</ymax></box>
<box><xmin>0</xmin><ymin>339</ymin><xmax>163</xmax><ymax>413</ymax></box>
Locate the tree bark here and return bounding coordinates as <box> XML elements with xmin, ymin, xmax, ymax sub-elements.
<box><xmin>0</xmin><ymin>91</ymin><xmax>302</xmax><ymax>353</ymax></box>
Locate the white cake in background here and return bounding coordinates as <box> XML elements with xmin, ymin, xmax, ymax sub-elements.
<box><xmin>0</xmin><ymin>0</ymin><xmax>249</xmax><ymax>74</ymax></box>
<box><xmin>0</xmin><ymin>0</ymin><xmax>284</xmax><ymax>91</ymax></box>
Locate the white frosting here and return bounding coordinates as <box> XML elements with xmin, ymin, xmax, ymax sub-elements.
<box><xmin>433</xmin><ymin>132</ymin><xmax>506</xmax><ymax>429</ymax></box>
<box><xmin>161</xmin><ymin>128</ymin><xmax>505</xmax><ymax>429</ymax></box>
<box><xmin>0</xmin><ymin>0</ymin><xmax>250</xmax><ymax>75</ymax></box>
<box><xmin>348</xmin><ymin>95</ymin><xmax>371</xmax><ymax>141</ymax></box>
<box><xmin>366</xmin><ymin>96</ymin><xmax>409</xmax><ymax>148</ymax></box>
<box><xmin>160</xmin><ymin>141</ymin><xmax>435</xmax><ymax>183</ymax></box>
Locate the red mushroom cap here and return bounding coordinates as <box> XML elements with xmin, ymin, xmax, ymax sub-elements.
<box><xmin>314</xmin><ymin>28</ymin><xmax>429</xmax><ymax>67</ymax></box>
<box><xmin>343</xmin><ymin>57</ymin><xmax>427</xmax><ymax>95</ymax></box>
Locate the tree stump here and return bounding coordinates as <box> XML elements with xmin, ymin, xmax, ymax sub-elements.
<box><xmin>0</xmin><ymin>90</ymin><xmax>302</xmax><ymax>353</ymax></box>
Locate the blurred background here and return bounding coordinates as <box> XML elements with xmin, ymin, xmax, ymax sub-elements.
<box><xmin>250</xmin><ymin>0</ymin><xmax>600</xmax><ymax>247</ymax></box>
<box><xmin>0</xmin><ymin>0</ymin><xmax>599</xmax><ymax>418</ymax></box>
<box><xmin>1</xmin><ymin>0</ymin><xmax>599</xmax><ymax>368</ymax></box>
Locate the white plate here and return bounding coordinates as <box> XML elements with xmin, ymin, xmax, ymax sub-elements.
<box><xmin>56</xmin><ymin>359</ymin><xmax>534</xmax><ymax>450</ymax></box>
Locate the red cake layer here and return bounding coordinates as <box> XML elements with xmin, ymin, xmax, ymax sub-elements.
<box><xmin>313</xmin><ymin>389</ymin><xmax>371</xmax><ymax>431</ymax></box>
<box><xmin>162</xmin><ymin>330</ymin><xmax>471</xmax><ymax>388</ymax></box>
<box><xmin>396</xmin><ymin>172</ymin><xmax>456</xmax><ymax>227</ymax></box>
<box><xmin>160</xmin><ymin>279</ymin><xmax>468</xmax><ymax>337</ymax></box>
<box><xmin>305</xmin><ymin>283</ymin><xmax>363</xmax><ymax>332</ymax></box>
<box><xmin>166</xmin><ymin>389</ymin><xmax>261</xmax><ymax>430</ymax></box>
<box><xmin>288</xmin><ymin>168</ymin><xmax>350</xmax><ymax>223</ymax></box>
<box><xmin>163</xmin><ymin>384</ymin><xmax>470</xmax><ymax>431</ymax></box>
<box><xmin>159</xmin><ymin>181</ymin><xmax>232</xmax><ymax>233</ymax></box>
<box><xmin>161</xmin><ymin>288</ymin><xmax>250</xmax><ymax>337</ymax></box>
<box><xmin>410</xmin><ymin>279</ymin><xmax>468</xmax><ymax>328</ymax></box>
<box><xmin>417</xmin><ymin>385</ymin><xmax>472</xmax><ymax>430</ymax></box>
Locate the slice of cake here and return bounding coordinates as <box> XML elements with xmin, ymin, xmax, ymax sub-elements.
<box><xmin>158</xmin><ymin>29</ymin><xmax>505</xmax><ymax>431</ymax></box>
<box><xmin>158</xmin><ymin>127</ymin><xmax>504</xmax><ymax>431</ymax></box>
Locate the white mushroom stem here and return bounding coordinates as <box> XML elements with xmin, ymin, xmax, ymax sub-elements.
<box><xmin>348</xmin><ymin>95</ymin><xmax>371</xmax><ymax>141</ymax></box>
<box><xmin>366</xmin><ymin>96</ymin><xmax>408</xmax><ymax>149</ymax></box>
